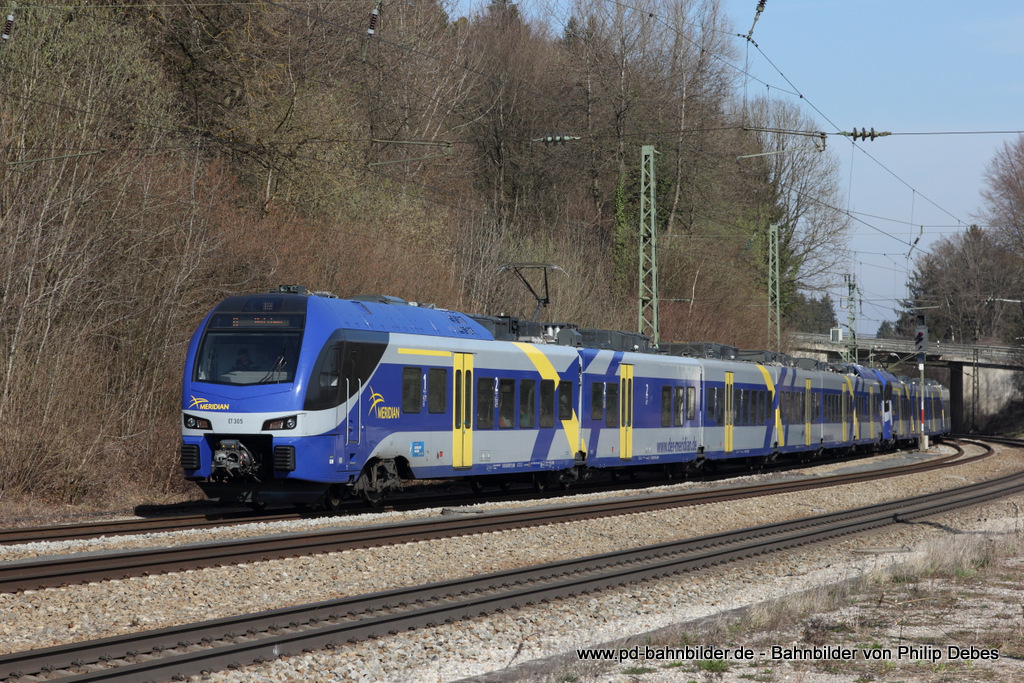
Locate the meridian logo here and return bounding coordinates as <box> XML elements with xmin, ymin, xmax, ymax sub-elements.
<box><xmin>189</xmin><ymin>396</ymin><xmax>230</xmax><ymax>410</ymax></box>
<box><xmin>367</xmin><ymin>387</ymin><xmax>399</xmax><ymax>419</ymax></box>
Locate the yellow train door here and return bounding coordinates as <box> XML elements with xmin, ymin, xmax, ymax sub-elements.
<box><xmin>724</xmin><ymin>372</ymin><xmax>734</xmax><ymax>453</ymax></box>
<box><xmin>805</xmin><ymin>379</ymin><xmax>812</xmax><ymax>447</ymax></box>
<box><xmin>842</xmin><ymin>381</ymin><xmax>850</xmax><ymax>442</ymax></box>
<box><xmin>453</xmin><ymin>353</ymin><xmax>473</xmax><ymax>468</ymax></box>
<box><xmin>619</xmin><ymin>364</ymin><xmax>634</xmax><ymax>460</ymax></box>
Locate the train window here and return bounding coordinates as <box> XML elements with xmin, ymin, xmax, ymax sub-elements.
<box><xmin>623</xmin><ymin>378</ymin><xmax>632</xmax><ymax>428</ymax></box>
<box><xmin>714</xmin><ymin>387</ymin><xmax>723</xmax><ymax>425</ymax></box>
<box><xmin>520</xmin><ymin>379</ymin><xmax>536</xmax><ymax>428</ymax></box>
<box><xmin>197</xmin><ymin>331</ymin><xmax>303</xmax><ymax>387</ymax></box>
<box><xmin>304</xmin><ymin>343</ymin><xmax>342</xmax><ymax>411</ymax></box>
<box><xmin>686</xmin><ymin>386</ymin><xmax>696</xmax><ymax>421</ymax></box>
<box><xmin>428</xmin><ymin>368</ymin><xmax>446</xmax><ymax>413</ymax></box>
<box><xmin>674</xmin><ymin>386</ymin><xmax>686</xmax><ymax>426</ymax></box>
<box><xmin>558</xmin><ymin>381</ymin><xmax>573</xmax><ymax>421</ymax></box>
<box><xmin>606</xmin><ymin>383</ymin><xmax>620</xmax><ymax>427</ymax></box>
<box><xmin>591</xmin><ymin>382</ymin><xmax>604</xmax><ymax>421</ymax></box>
<box><xmin>540</xmin><ymin>380</ymin><xmax>555</xmax><ymax>428</ymax></box>
<box><xmin>303</xmin><ymin>331</ymin><xmax>385</xmax><ymax>411</ymax></box>
<box><xmin>661</xmin><ymin>387</ymin><xmax>672</xmax><ymax>427</ymax></box>
<box><xmin>498</xmin><ymin>379</ymin><xmax>515</xmax><ymax>429</ymax></box>
<box><xmin>402</xmin><ymin>367</ymin><xmax>421</xmax><ymax>413</ymax></box>
<box><xmin>705</xmin><ymin>387</ymin><xmax>715</xmax><ymax>423</ymax></box>
<box><xmin>455</xmin><ymin>370</ymin><xmax>462</xmax><ymax>428</ymax></box>
<box><xmin>477</xmin><ymin>378</ymin><xmax>495</xmax><ymax>429</ymax></box>
<box><xmin>343</xmin><ymin>340</ymin><xmax>387</xmax><ymax>402</ymax></box>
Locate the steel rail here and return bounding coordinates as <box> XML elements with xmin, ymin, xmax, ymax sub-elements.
<box><xmin>2</xmin><ymin>466</ymin><xmax>1022</xmax><ymax>682</ymax></box>
<box><xmin>0</xmin><ymin>438</ymin><xmax>985</xmax><ymax>546</ymax></box>
<box><xmin>0</xmin><ymin>456</ymin><xmax>898</xmax><ymax>545</ymax></box>
<box><xmin>0</xmin><ymin>440</ymin><xmax>989</xmax><ymax>593</ymax></box>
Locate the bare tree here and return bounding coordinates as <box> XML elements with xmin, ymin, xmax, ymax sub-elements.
<box><xmin>744</xmin><ymin>97</ymin><xmax>850</xmax><ymax>290</ymax></box>
<box><xmin>908</xmin><ymin>227</ymin><xmax>1021</xmax><ymax>343</ymax></box>
<box><xmin>980</xmin><ymin>134</ymin><xmax>1024</xmax><ymax>254</ymax></box>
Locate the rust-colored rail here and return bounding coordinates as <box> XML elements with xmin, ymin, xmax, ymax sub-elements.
<box><xmin>2</xmin><ymin>462</ymin><xmax>1020</xmax><ymax>683</ymax></box>
<box><xmin>0</xmin><ymin>439</ymin><xmax>982</xmax><ymax>547</ymax></box>
<box><xmin>0</xmin><ymin>439</ymin><xmax>989</xmax><ymax>593</ymax></box>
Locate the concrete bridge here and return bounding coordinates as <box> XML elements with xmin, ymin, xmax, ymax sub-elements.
<box><xmin>790</xmin><ymin>333</ymin><xmax>1024</xmax><ymax>432</ymax></box>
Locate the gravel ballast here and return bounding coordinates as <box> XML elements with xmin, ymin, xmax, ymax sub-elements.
<box><xmin>1</xmin><ymin>444</ymin><xmax>1022</xmax><ymax>682</ymax></box>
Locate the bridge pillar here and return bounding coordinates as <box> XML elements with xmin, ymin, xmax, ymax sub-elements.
<box><xmin>948</xmin><ymin>362</ymin><xmax>965</xmax><ymax>432</ymax></box>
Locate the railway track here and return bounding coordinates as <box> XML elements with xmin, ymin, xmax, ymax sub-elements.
<box><xmin>0</xmin><ymin>441</ymin><xmax>950</xmax><ymax>547</ymax></box>
<box><xmin>0</xmin><ymin>439</ymin><xmax>991</xmax><ymax>593</ymax></box>
<box><xmin>0</xmin><ymin>439</ymin><xmax>985</xmax><ymax>548</ymax></box>
<box><xmin>2</xmin><ymin>462</ymin><xmax>1021</xmax><ymax>682</ymax></box>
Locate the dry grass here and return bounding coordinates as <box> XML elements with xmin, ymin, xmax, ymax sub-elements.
<box><xmin>522</xmin><ymin>528</ymin><xmax>1024</xmax><ymax>683</ymax></box>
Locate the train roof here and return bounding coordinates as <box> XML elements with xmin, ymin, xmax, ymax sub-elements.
<box><xmin>216</xmin><ymin>287</ymin><xmax>497</xmax><ymax>341</ymax></box>
<box><xmin>242</xmin><ymin>288</ymin><xmax>921</xmax><ymax>376</ymax></box>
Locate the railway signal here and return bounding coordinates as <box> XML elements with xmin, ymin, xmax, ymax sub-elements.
<box><xmin>914</xmin><ymin>326</ymin><xmax>928</xmax><ymax>356</ymax></box>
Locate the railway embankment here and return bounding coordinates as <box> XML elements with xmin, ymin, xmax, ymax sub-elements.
<box><xmin>1</xmin><ymin>442</ymin><xmax>1022</xmax><ymax>682</ymax></box>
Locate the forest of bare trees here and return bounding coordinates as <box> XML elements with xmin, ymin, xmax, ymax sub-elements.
<box><xmin>898</xmin><ymin>135</ymin><xmax>1024</xmax><ymax>346</ymax></box>
<box><xmin>0</xmin><ymin>0</ymin><xmax>857</xmax><ymax>506</ymax></box>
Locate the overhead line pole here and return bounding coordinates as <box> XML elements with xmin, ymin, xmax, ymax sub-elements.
<box><xmin>638</xmin><ymin>145</ymin><xmax>659</xmax><ymax>346</ymax></box>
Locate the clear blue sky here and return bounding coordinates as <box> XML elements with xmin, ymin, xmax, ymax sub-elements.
<box><xmin>720</xmin><ymin>0</ymin><xmax>1024</xmax><ymax>335</ymax></box>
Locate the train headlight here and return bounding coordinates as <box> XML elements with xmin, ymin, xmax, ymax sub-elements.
<box><xmin>183</xmin><ymin>414</ymin><xmax>212</xmax><ymax>430</ymax></box>
<box><xmin>263</xmin><ymin>415</ymin><xmax>298</xmax><ymax>431</ymax></box>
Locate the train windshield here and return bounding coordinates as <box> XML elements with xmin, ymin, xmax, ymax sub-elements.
<box><xmin>193</xmin><ymin>313</ymin><xmax>304</xmax><ymax>386</ymax></box>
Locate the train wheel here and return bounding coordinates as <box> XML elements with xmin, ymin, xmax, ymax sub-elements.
<box><xmin>664</xmin><ymin>463</ymin><xmax>684</xmax><ymax>480</ymax></box>
<box><xmin>470</xmin><ymin>478</ymin><xmax>485</xmax><ymax>494</ymax></box>
<box><xmin>361</xmin><ymin>486</ymin><xmax>386</xmax><ymax>507</ymax></box>
<box><xmin>354</xmin><ymin>459</ymin><xmax>401</xmax><ymax>507</ymax></box>
<box><xmin>323</xmin><ymin>485</ymin><xmax>346</xmax><ymax>511</ymax></box>
<box><xmin>532</xmin><ymin>473</ymin><xmax>547</xmax><ymax>492</ymax></box>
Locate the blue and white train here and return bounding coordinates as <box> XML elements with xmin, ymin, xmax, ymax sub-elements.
<box><xmin>180</xmin><ymin>287</ymin><xmax>951</xmax><ymax>507</ymax></box>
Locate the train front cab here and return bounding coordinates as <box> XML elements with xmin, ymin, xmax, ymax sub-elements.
<box><xmin>180</xmin><ymin>291</ymin><xmax>332</xmax><ymax>507</ymax></box>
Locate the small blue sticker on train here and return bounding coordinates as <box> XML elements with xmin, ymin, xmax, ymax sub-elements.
<box><xmin>410</xmin><ymin>441</ymin><xmax>425</xmax><ymax>457</ymax></box>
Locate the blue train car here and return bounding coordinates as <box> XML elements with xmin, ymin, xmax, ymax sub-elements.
<box><xmin>180</xmin><ymin>288</ymin><xmax>591</xmax><ymax>506</ymax></box>
<box><xmin>580</xmin><ymin>348</ymin><xmax>703</xmax><ymax>473</ymax></box>
<box><xmin>180</xmin><ymin>287</ymin><xmax>951</xmax><ymax>508</ymax></box>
